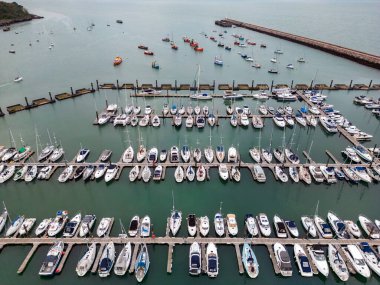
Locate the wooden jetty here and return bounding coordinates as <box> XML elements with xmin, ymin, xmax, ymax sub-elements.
<box><xmin>217</xmin><ymin>18</ymin><xmax>380</xmax><ymax>70</ymax></box>
<box><xmin>55</xmin><ymin>243</ymin><xmax>73</xmax><ymax>273</ymax></box>
<box><xmin>234</xmin><ymin>244</ymin><xmax>244</xmax><ymax>274</ymax></box>
<box><xmin>91</xmin><ymin>243</ymin><xmax>105</xmax><ymax>273</ymax></box>
<box><xmin>17</xmin><ymin>243</ymin><xmax>39</xmax><ymax>274</ymax></box>
<box><xmin>167</xmin><ymin>244</ymin><xmax>174</xmax><ymax>273</ymax></box>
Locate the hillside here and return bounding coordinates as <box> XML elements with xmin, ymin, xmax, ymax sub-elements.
<box><xmin>0</xmin><ymin>1</ymin><xmax>42</xmax><ymax>26</ymax></box>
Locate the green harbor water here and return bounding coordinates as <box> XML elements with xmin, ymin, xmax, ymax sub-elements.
<box><xmin>0</xmin><ymin>0</ymin><xmax>380</xmax><ymax>284</ymax></box>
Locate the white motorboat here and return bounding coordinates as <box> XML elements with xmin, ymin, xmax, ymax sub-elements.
<box><xmin>159</xmin><ymin>149</ymin><xmax>167</xmax><ymax>162</ymax></box>
<box><xmin>174</xmin><ymin>166</ymin><xmax>184</xmax><ymax>183</ymax></box>
<box><xmin>226</xmin><ymin>214</ymin><xmax>238</xmax><ymax>236</ymax></box>
<box><xmin>273</xmin><ymin>243</ymin><xmax>292</xmax><ymax>277</ymax></box>
<box><xmin>358</xmin><ymin>215</ymin><xmax>380</xmax><ymax>239</ymax></box>
<box><xmin>1</xmin><ymin>147</ymin><xmax>17</xmax><ymax>162</ymax></box>
<box><xmin>23</xmin><ymin>165</ymin><xmax>37</xmax><ymax>182</ymax></box>
<box><xmin>307</xmin><ymin>245</ymin><xmax>329</xmax><ymax>277</ymax></box>
<box><xmin>320</xmin><ymin>116</ymin><xmax>338</xmax><ymax>133</ymax></box>
<box><xmin>344</xmin><ymin>245</ymin><xmax>371</xmax><ymax>278</ymax></box>
<box><xmin>275</xmin><ymin>166</ymin><xmax>288</xmax><ymax>182</ymax></box>
<box><xmin>273</xmin><ymin>114</ymin><xmax>286</xmax><ymax>128</ymax></box>
<box><xmin>352</xmin><ymin>167</ymin><xmax>372</xmax><ymax>183</ymax></box>
<box><xmin>35</xmin><ymin>218</ymin><xmax>52</xmax><ymax>236</ymax></box>
<box><xmin>113</xmin><ymin>113</ymin><xmax>129</xmax><ymax>126</ymax></box>
<box><xmin>187</xmin><ymin>214</ymin><xmax>197</xmax><ymax>236</ymax></box>
<box><xmin>309</xmin><ymin>166</ymin><xmax>325</xmax><ymax>183</ymax></box>
<box><xmin>301</xmin><ymin>216</ymin><xmax>317</xmax><ymax>238</ymax></box>
<box><xmin>257</xmin><ymin>213</ymin><xmax>271</xmax><ymax>237</ymax></box>
<box><xmin>0</xmin><ymin>166</ymin><xmax>16</xmax><ymax>183</ymax></box>
<box><xmin>79</xmin><ymin>214</ymin><xmax>96</xmax><ymax>237</ymax></box>
<box><xmin>273</xmin><ymin>215</ymin><xmax>287</xmax><ymax>238</ymax></box>
<box><xmin>153</xmin><ymin>165</ymin><xmax>162</xmax><ymax>181</ymax></box>
<box><xmin>13</xmin><ymin>166</ymin><xmax>28</xmax><ymax>181</ymax></box>
<box><xmin>344</xmin><ymin>220</ymin><xmax>362</xmax><ymax>238</ymax></box>
<box><xmin>214</xmin><ymin>212</ymin><xmax>224</xmax><ymax>237</ymax></box>
<box><xmin>327</xmin><ymin>211</ymin><xmax>350</xmax><ymax>239</ymax></box>
<box><xmin>196</xmin><ymin>115</ymin><xmax>205</xmax><ymax>128</ymax></box>
<box><xmin>128</xmin><ymin>215</ymin><xmax>140</xmax><ymax>237</ymax></box>
<box><xmin>140</xmin><ymin>215</ymin><xmax>151</xmax><ymax>238</ymax></box>
<box><xmin>189</xmin><ymin>242</ymin><xmax>202</xmax><ymax>275</ymax></box>
<box><xmin>218</xmin><ymin>164</ymin><xmax>229</xmax><ymax>181</ymax></box>
<box><xmin>104</xmin><ymin>164</ymin><xmax>118</xmax><ymax>182</ymax></box>
<box><xmin>141</xmin><ymin>166</ymin><xmax>151</xmax><ymax>182</ymax></box>
<box><xmin>98</xmin><ymin>242</ymin><xmax>115</xmax><ymax>277</ymax></box>
<box><xmin>328</xmin><ymin>244</ymin><xmax>349</xmax><ymax>281</ymax></box>
<box><xmin>342</xmin><ymin>167</ymin><xmax>361</xmax><ymax>183</ymax></box>
<box><xmin>98</xmin><ymin>112</ymin><xmax>110</xmax><ymax>125</ymax></box>
<box><xmin>129</xmin><ymin>165</ymin><xmax>139</xmax><ymax>182</ymax></box>
<box><xmin>76</xmin><ymin>243</ymin><xmax>97</xmax><ymax>277</ymax></box>
<box><xmin>138</xmin><ymin>88</ymin><xmax>161</xmax><ymax>95</ymax></box>
<box><xmin>199</xmin><ymin>216</ymin><xmax>209</xmax><ymax>237</ymax></box>
<box><xmin>206</xmin><ymin>243</ymin><xmax>219</xmax><ymax>277</ymax></box>
<box><xmin>151</xmin><ymin>115</ymin><xmax>160</xmax><ymax>127</ymax></box>
<box><xmin>18</xmin><ymin>218</ymin><xmax>36</xmax><ymax>236</ymax></box>
<box><xmin>136</xmin><ymin>145</ymin><xmax>147</xmax><ymax>162</ymax></box>
<box><xmin>294</xmin><ymin>244</ymin><xmax>313</xmax><ymax>277</ymax></box>
<box><xmin>97</xmin><ymin>217</ymin><xmax>112</xmax><ymax>237</ymax></box>
<box><xmin>48</xmin><ymin>210</ymin><xmax>68</xmax><ymax>237</ymax></box>
<box><xmin>359</xmin><ymin>242</ymin><xmax>380</xmax><ymax>277</ymax></box>
<box><xmin>169</xmin><ymin>209</ymin><xmax>182</xmax><ymax>236</ymax></box>
<box><xmin>186</xmin><ymin>165</ymin><xmax>195</xmax><ymax>182</ymax></box>
<box><xmin>258</xmin><ymin>105</ymin><xmax>268</xmax><ymax>115</ymax></box>
<box><xmin>114</xmin><ymin>242</ymin><xmax>132</xmax><ymax>276</ymax></box>
<box><xmin>251</xmin><ymin>115</ymin><xmax>264</xmax><ymax>128</ymax></box>
<box><xmin>37</xmin><ymin>165</ymin><xmax>53</xmax><ymax>180</ymax></box>
<box><xmin>284</xmin><ymin>115</ymin><xmax>294</xmax><ymax>127</ymax></box>
<box><xmin>147</xmin><ymin>147</ymin><xmax>158</xmax><ymax>164</ymax></box>
<box><xmin>242</xmin><ymin>242</ymin><xmax>259</xmax><ymax>278</ymax></box>
<box><xmin>252</xmin><ymin>92</ymin><xmax>269</xmax><ymax>100</ymax></box>
<box><xmin>63</xmin><ymin>213</ymin><xmax>81</xmax><ymax>237</ymax></box>
<box><xmin>39</xmin><ymin>241</ymin><xmax>64</xmax><ymax>276</ymax></box>
<box><xmin>249</xmin><ymin>147</ymin><xmax>261</xmax><ymax>163</ymax></box>
<box><xmin>244</xmin><ymin>214</ymin><xmax>258</xmax><ymax>236</ymax></box>
<box><xmin>173</xmin><ymin>114</ymin><xmax>182</xmax><ymax>127</ymax></box>
<box><xmin>82</xmin><ymin>165</ymin><xmax>95</xmax><ymax>181</ymax></box>
<box><xmin>284</xmin><ymin>220</ymin><xmax>299</xmax><ymax>238</ymax></box>
<box><xmin>227</xmin><ymin>146</ymin><xmax>238</xmax><ymax>163</ymax></box>
<box><xmin>170</xmin><ymin>146</ymin><xmax>179</xmax><ymax>163</ymax></box>
<box><xmin>185</xmin><ymin>115</ymin><xmax>194</xmax><ymax>128</ymax></box>
<box><xmin>314</xmin><ymin>215</ymin><xmax>333</xmax><ymax>238</ymax></box>
<box><xmin>190</xmin><ymin>92</ymin><xmax>213</xmax><ymax>100</ymax></box>
<box><xmin>76</xmin><ymin>148</ymin><xmax>90</xmax><ymax>163</ymax></box>
<box><xmin>320</xmin><ymin>166</ymin><xmax>337</xmax><ymax>183</ymax></box>
<box><xmin>94</xmin><ymin>164</ymin><xmax>107</xmax><ymax>179</ymax></box>
<box><xmin>284</xmin><ymin>148</ymin><xmax>300</xmax><ymax>164</ymax></box>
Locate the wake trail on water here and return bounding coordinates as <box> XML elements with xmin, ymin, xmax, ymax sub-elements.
<box><xmin>0</xmin><ymin>82</ymin><xmax>12</xmax><ymax>88</ymax></box>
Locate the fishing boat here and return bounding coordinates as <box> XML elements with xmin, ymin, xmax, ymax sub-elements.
<box><xmin>48</xmin><ymin>210</ymin><xmax>68</xmax><ymax>237</ymax></box>
<box><xmin>242</xmin><ymin>243</ymin><xmax>259</xmax><ymax>278</ymax></box>
<box><xmin>113</xmin><ymin>56</ymin><xmax>122</xmax><ymax>66</ymax></box>
<box><xmin>76</xmin><ymin>243</ymin><xmax>97</xmax><ymax>277</ymax></box>
<box><xmin>301</xmin><ymin>216</ymin><xmax>317</xmax><ymax>238</ymax></box>
<box><xmin>274</xmin><ymin>215</ymin><xmax>287</xmax><ymax>238</ymax></box>
<box><xmin>114</xmin><ymin>242</ymin><xmax>132</xmax><ymax>276</ymax></box>
<box><xmin>18</xmin><ymin>218</ymin><xmax>36</xmax><ymax>236</ymax></box>
<box><xmin>187</xmin><ymin>214</ymin><xmax>197</xmax><ymax>236</ymax></box>
<box><xmin>294</xmin><ymin>244</ymin><xmax>313</xmax><ymax>277</ymax></box>
<box><xmin>273</xmin><ymin>243</ymin><xmax>292</xmax><ymax>277</ymax></box>
<box><xmin>98</xmin><ymin>242</ymin><xmax>115</xmax><ymax>277</ymax></box>
<box><xmin>344</xmin><ymin>245</ymin><xmax>371</xmax><ymax>278</ymax></box>
<box><xmin>257</xmin><ymin>213</ymin><xmax>271</xmax><ymax>236</ymax></box>
<box><xmin>327</xmin><ymin>211</ymin><xmax>350</xmax><ymax>239</ymax></box>
<box><xmin>79</xmin><ymin>214</ymin><xmax>96</xmax><ymax>237</ymax></box>
<box><xmin>328</xmin><ymin>244</ymin><xmax>349</xmax><ymax>281</ymax></box>
<box><xmin>275</xmin><ymin>166</ymin><xmax>288</xmax><ymax>182</ymax></box>
<box><xmin>206</xmin><ymin>243</ymin><xmax>219</xmax><ymax>277</ymax></box>
<box><xmin>63</xmin><ymin>213</ymin><xmax>81</xmax><ymax>237</ymax></box>
<box><xmin>97</xmin><ymin>217</ymin><xmax>112</xmax><ymax>237</ymax></box>
<box><xmin>128</xmin><ymin>216</ymin><xmax>140</xmax><ymax>237</ymax></box>
<box><xmin>214</xmin><ymin>211</ymin><xmax>224</xmax><ymax>237</ymax></box>
<box><xmin>140</xmin><ymin>216</ymin><xmax>151</xmax><ymax>237</ymax></box>
<box><xmin>358</xmin><ymin>215</ymin><xmax>380</xmax><ymax>239</ymax></box>
<box><xmin>189</xmin><ymin>242</ymin><xmax>202</xmax><ymax>275</ymax></box>
<box><xmin>314</xmin><ymin>215</ymin><xmax>333</xmax><ymax>238</ymax></box>
<box><xmin>344</xmin><ymin>220</ymin><xmax>361</xmax><ymax>238</ymax></box>
<box><xmin>39</xmin><ymin>241</ymin><xmax>64</xmax><ymax>276</ymax></box>
<box><xmin>284</xmin><ymin>220</ymin><xmax>299</xmax><ymax>237</ymax></box>
<box><xmin>358</xmin><ymin>242</ymin><xmax>380</xmax><ymax>277</ymax></box>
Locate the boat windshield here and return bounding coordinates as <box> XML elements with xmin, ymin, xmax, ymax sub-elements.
<box><xmin>286</xmin><ymin>221</ymin><xmax>296</xmax><ymax>228</ymax></box>
<box><xmin>191</xmin><ymin>255</ymin><xmax>200</xmax><ymax>268</ymax></box>
<box><xmin>208</xmin><ymin>257</ymin><xmax>217</xmax><ymax>272</ymax></box>
<box><xmin>300</xmin><ymin>256</ymin><xmax>311</xmax><ymax>272</ymax></box>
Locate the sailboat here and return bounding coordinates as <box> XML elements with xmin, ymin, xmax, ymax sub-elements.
<box><xmin>242</xmin><ymin>242</ymin><xmax>259</xmax><ymax>278</ymax></box>
<box><xmin>190</xmin><ymin>65</ymin><xmax>212</xmax><ymax>100</ymax></box>
<box><xmin>214</xmin><ymin>202</ymin><xmax>225</xmax><ymax>237</ymax></box>
<box><xmin>169</xmin><ymin>191</ymin><xmax>182</xmax><ymax>236</ymax></box>
<box><xmin>204</xmin><ymin>129</ymin><xmax>214</xmax><ymax>163</ymax></box>
<box><xmin>268</xmin><ymin>53</ymin><xmax>278</xmax><ymax>73</ymax></box>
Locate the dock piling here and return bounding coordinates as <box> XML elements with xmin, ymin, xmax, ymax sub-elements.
<box><xmin>116</xmin><ymin>80</ymin><xmax>119</xmax><ymax>89</ymax></box>
<box><xmin>310</xmin><ymin>80</ymin><xmax>314</xmax><ymax>89</ymax></box>
<box><xmin>70</xmin><ymin>87</ymin><xmax>74</xmax><ymax>95</ymax></box>
<box><xmin>24</xmin><ymin>97</ymin><xmax>29</xmax><ymax>107</ymax></box>
<box><xmin>369</xmin><ymin>80</ymin><xmax>372</xmax><ymax>88</ymax></box>
<box><xmin>349</xmin><ymin>80</ymin><xmax>353</xmax><ymax>89</ymax></box>
<box><xmin>330</xmin><ymin>80</ymin><xmax>333</xmax><ymax>88</ymax></box>
<box><xmin>96</xmin><ymin>80</ymin><xmax>99</xmax><ymax>91</ymax></box>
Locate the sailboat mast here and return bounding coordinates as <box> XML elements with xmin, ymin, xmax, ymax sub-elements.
<box><xmin>47</xmin><ymin>129</ymin><xmax>53</xmax><ymax>145</ymax></box>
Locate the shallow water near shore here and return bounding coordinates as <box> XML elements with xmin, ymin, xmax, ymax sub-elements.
<box><xmin>0</xmin><ymin>0</ymin><xmax>380</xmax><ymax>284</ymax></box>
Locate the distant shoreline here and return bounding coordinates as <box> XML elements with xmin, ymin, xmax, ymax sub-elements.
<box><xmin>0</xmin><ymin>14</ymin><xmax>43</xmax><ymax>27</ymax></box>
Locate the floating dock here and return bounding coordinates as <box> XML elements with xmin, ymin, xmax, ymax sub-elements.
<box><xmin>216</xmin><ymin>18</ymin><xmax>380</xmax><ymax>70</ymax></box>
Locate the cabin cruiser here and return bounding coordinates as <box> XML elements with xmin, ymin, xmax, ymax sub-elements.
<box><xmin>35</xmin><ymin>218</ymin><xmax>52</xmax><ymax>236</ymax></box>
<box><xmin>173</xmin><ymin>114</ymin><xmax>182</xmax><ymax>127</ymax></box>
<box><xmin>39</xmin><ymin>241</ymin><xmax>64</xmax><ymax>276</ymax></box>
<box><xmin>274</xmin><ymin>215</ymin><xmax>287</xmax><ymax>238</ymax></box>
<box><xmin>140</xmin><ymin>216</ymin><xmax>151</xmax><ymax>237</ymax></box>
<box><xmin>98</xmin><ymin>112</ymin><xmax>111</xmax><ymax>125</ymax></box>
<box><xmin>18</xmin><ymin>218</ymin><xmax>36</xmax><ymax>236</ymax></box>
<box><xmin>170</xmin><ymin>146</ymin><xmax>179</xmax><ymax>163</ymax></box>
<box><xmin>37</xmin><ymin>165</ymin><xmax>53</xmax><ymax>180</ymax></box>
<box><xmin>307</xmin><ymin>245</ymin><xmax>329</xmax><ymax>277</ymax></box>
<box><xmin>242</xmin><ymin>242</ymin><xmax>259</xmax><ymax>278</ymax></box>
<box><xmin>113</xmin><ymin>113</ymin><xmax>129</xmax><ymax>126</ymax></box>
<box><xmin>354</xmin><ymin>145</ymin><xmax>373</xmax><ymax>162</ymax></box>
<box><xmin>245</xmin><ymin>214</ymin><xmax>258</xmax><ymax>236</ymax></box>
<box><xmin>239</xmin><ymin>113</ymin><xmax>250</xmax><ymax>126</ymax></box>
<box><xmin>128</xmin><ymin>216</ymin><xmax>140</xmax><ymax>237</ymax></box>
<box><xmin>1</xmin><ymin>147</ymin><xmax>17</xmax><ymax>162</ymax></box>
<box><xmin>97</xmin><ymin>217</ymin><xmax>112</xmax><ymax>237</ymax></box>
<box><xmin>199</xmin><ymin>216</ymin><xmax>209</xmax><ymax>237</ymax></box>
<box><xmin>344</xmin><ymin>220</ymin><xmax>361</xmax><ymax>238</ymax></box>
<box><xmin>359</xmin><ymin>242</ymin><xmax>380</xmax><ymax>277</ymax></box>
<box><xmin>273</xmin><ymin>243</ymin><xmax>292</xmax><ymax>277</ymax></box>
<box><xmin>258</xmin><ymin>105</ymin><xmax>268</xmax><ymax>115</ymax></box>
<box><xmin>153</xmin><ymin>165</ymin><xmax>162</xmax><ymax>181</ymax></box>
<box><xmin>98</xmin><ymin>242</ymin><xmax>115</xmax><ymax>277</ymax></box>
<box><xmin>187</xmin><ymin>214</ymin><xmax>197</xmax><ymax>236</ymax></box>
<box><xmin>99</xmin><ymin>149</ymin><xmax>112</xmax><ymax>162</ymax></box>
<box><xmin>73</xmin><ymin>166</ymin><xmax>86</xmax><ymax>180</ymax></box>
<box><xmin>251</xmin><ymin>115</ymin><xmax>264</xmax><ymax>128</ymax></box>
<box><xmin>94</xmin><ymin>164</ymin><xmax>107</xmax><ymax>179</ymax></box>
<box><xmin>83</xmin><ymin>165</ymin><xmax>95</xmax><ymax>181</ymax></box>
<box><xmin>206</xmin><ymin>243</ymin><xmax>219</xmax><ymax>277</ymax></box>
<box><xmin>344</xmin><ymin>245</ymin><xmax>371</xmax><ymax>278</ymax></box>
<box><xmin>358</xmin><ymin>215</ymin><xmax>380</xmax><ymax>239</ymax></box>
<box><xmin>249</xmin><ymin>147</ymin><xmax>261</xmax><ymax>163</ymax></box>
<box><xmin>186</xmin><ymin>115</ymin><xmax>194</xmax><ymax>128</ymax></box>
<box><xmin>114</xmin><ymin>242</ymin><xmax>132</xmax><ymax>276</ymax></box>
<box><xmin>342</xmin><ymin>167</ymin><xmax>361</xmax><ymax>183</ymax></box>
<box><xmin>193</xmin><ymin>148</ymin><xmax>202</xmax><ymax>162</ymax></box>
<box><xmin>0</xmin><ymin>166</ymin><xmax>16</xmax><ymax>183</ymax></box>
<box><xmin>301</xmin><ymin>216</ymin><xmax>317</xmax><ymax>238</ymax></box>
<box><xmin>76</xmin><ymin>148</ymin><xmax>90</xmax><ymax>162</ymax></box>
<box><xmin>320</xmin><ymin>116</ymin><xmax>338</xmax><ymax>133</ymax></box>
<box><xmin>284</xmin><ymin>220</ymin><xmax>299</xmax><ymax>237</ymax></box>
<box><xmin>38</xmin><ymin>145</ymin><xmax>55</xmax><ymax>161</ymax></box>
<box><xmin>252</xmin><ymin>92</ymin><xmax>268</xmax><ymax>100</ymax></box>
<box><xmin>189</xmin><ymin>242</ymin><xmax>202</xmax><ymax>275</ymax></box>
<box><xmin>214</xmin><ymin>212</ymin><xmax>224</xmax><ymax>237</ymax></box>
<box><xmin>227</xmin><ymin>146</ymin><xmax>238</xmax><ymax>163</ymax></box>
<box><xmin>341</xmin><ymin>146</ymin><xmax>361</xmax><ymax>163</ymax></box>
<box><xmin>223</xmin><ymin>90</ymin><xmax>244</xmax><ymax>100</ymax></box>
<box><xmin>328</xmin><ymin>244</ymin><xmax>349</xmax><ymax>281</ymax></box>
<box><xmin>169</xmin><ymin>209</ymin><xmax>182</xmax><ymax>236</ymax></box>
<box><xmin>353</xmin><ymin>166</ymin><xmax>372</xmax><ymax>183</ymax></box>
<box><xmin>135</xmin><ymin>244</ymin><xmax>150</xmax><ymax>282</ymax></box>
<box><xmin>275</xmin><ymin>166</ymin><xmax>288</xmax><ymax>182</ymax></box>
<box><xmin>314</xmin><ymin>215</ymin><xmax>333</xmax><ymax>238</ymax></box>
<box><xmin>294</xmin><ymin>244</ymin><xmax>313</xmax><ymax>277</ymax></box>
<box><xmin>273</xmin><ymin>114</ymin><xmax>286</xmax><ymax>128</ymax></box>
<box><xmin>257</xmin><ymin>213</ymin><xmax>271</xmax><ymax>237</ymax></box>
<box><xmin>218</xmin><ymin>164</ymin><xmax>229</xmax><ymax>181</ymax></box>
<box><xmin>196</xmin><ymin>115</ymin><xmax>205</xmax><ymax>128</ymax></box>
<box><xmin>320</xmin><ymin>166</ymin><xmax>337</xmax><ymax>183</ymax></box>
<box><xmin>79</xmin><ymin>214</ymin><xmax>96</xmax><ymax>237</ymax></box>
<box><xmin>147</xmin><ymin>148</ymin><xmax>158</xmax><ymax>164</ymax></box>
<box><xmin>230</xmin><ymin>114</ymin><xmax>238</xmax><ymax>127</ymax></box>
<box><xmin>226</xmin><ymin>214</ymin><xmax>238</xmax><ymax>236</ymax></box>
<box><xmin>76</xmin><ymin>243</ymin><xmax>97</xmax><ymax>277</ymax></box>
<box><xmin>327</xmin><ymin>211</ymin><xmax>350</xmax><ymax>239</ymax></box>
<box><xmin>63</xmin><ymin>213</ymin><xmax>81</xmax><ymax>237</ymax></box>
<box><xmin>48</xmin><ymin>210</ymin><xmax>68</xmax><ymax>237</ymax></box>
<box><xmin>309</xmin><ymin>166</ymin><xmax>324</xmax><ymax>183</ymax></box>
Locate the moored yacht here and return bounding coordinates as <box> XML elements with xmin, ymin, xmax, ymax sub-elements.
<box><xmin>242</xmin><ymin>242</ymin><xmax>259</xmax><ymax>278</ymax></box>
<box><xmin>301</xmin><ymin>216</ymin><xmax>317</xmax><ymax>238</ymax></box>
<box><xmin>274</xmin><ymin>243</ymin><xmax>292</xmax><ymax>277</ymax></box>
<box><xmin>98</xmin><ymin>242</ymin><xmax>115</xmax><ymax>277</ymax></box>
<box><xmin>199</xmin><ymin>216</ymin><xmax>209</xmax><ymax>237</ymax></box>
<box><xmin>48</xmin><ymin>210</ymin><xmax>69</xmax><ymax>237</ymax></box>
<box><xmin>344</xmin><ymin>245</ymin><xmax>371</xmax><ymax>278</ymax></box>
<box><xmin>169</xmin><ymin>209</ymin><xmax>182</xmax><ymax>236</ymax></box>
<box><xmin>226</xmin><ymin>214</ymin><xmax>238</xmax><ymax>236</ymax></box>
<box><xmin>257</xmin><ymin>213</ymin><xmax>271</xmax><ymax>237</ymax></box>
<box><xmin>79</xmin><ymin>214</ymin><xmax>96</xmax><ymax>237</ymax></box>
<box><xmin>76</xmin><ymin>243</ymin><xmax>97</xmax><ymax>277</ymax></box>
<box><xmin>63</xmin><ymin>213</ymin><xmax>81</xmax><ymax>237</ymax></box>
<box><xmin>135</xmin><ymin>244</ymin><xmax>150</xmax><ymax>282</ymax></box>
<box><xmin>35</xmin><ymin>218</ymin><xmax>52</xmax><ymax>236</ymax></box>
<box><xmin>187</xmin><ymin>214</ymin><xmax>197</xmax><ymax>237</ymax></box>
<box><xmin>114</xmin><ymin>242</ymin><xmax>132</xmax><ymax>276</ymax></box>
<box><xmin>140</xmin><ymin>215</ymin><xmax>151</xmax><ymax>238</ymax></box>
<box><xmin>97</xmin><ymin>217</ymin><xmax>112</xmax><ymax>237</ymax></box>
<box><xmin>274</xmin><ymin>215</ymin><xmax>287</xmax><ymax>238</ymax></box>
<box><xmin>128</xmin><ymin>216</ymin><xmax>140</xmax><ymax>237</ymax></box>
<box><xmin>314</xmin><ymin>215</ymin><xmax>333</xmax><ymax>238</ymax></box>
<box><xmin>328</xmin><ymin>244</ymin><xmax>349</xmax><ymax>281</ymax></box>
<box><xmin>358</xmin><ymin>215</ymin><xmax>380</xmax><ymax>239</ymax></box>
<box><xmin>206</xmin><ymin>243</ymin><xmax>219</xmax><ymax>277</ymax></box>
<box><xmin>214</xmin><ymin>212</ymin><xmax>224</xmax><ymax>237</ymax></box>
<box><xmin>307</xmin><ymin>245</ymin><xmax>329</xmax><ymax>277</ymax></box>
<box><xmin>294</xmin><ymin>244</ymin><xmax>313</xmax><ymax>277</ymax></box>
<box><xmin>189</xmin><ymin>242</ymin><xmax>202</xmax><ymax>275</ymax></box>
<box><xmin>358</xmin><ymin>242</ymin><xmax>380</xmax><ymax>277</ymax></box>
<box><xmin>327</xmin><ymin>211</ymin><xmax>350</xmax><ymax>239</ymax></box>
<box><xmin>39</xmin><ymin>241</ymin><xmax>64</xmax><ymax>276</ymax></box>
